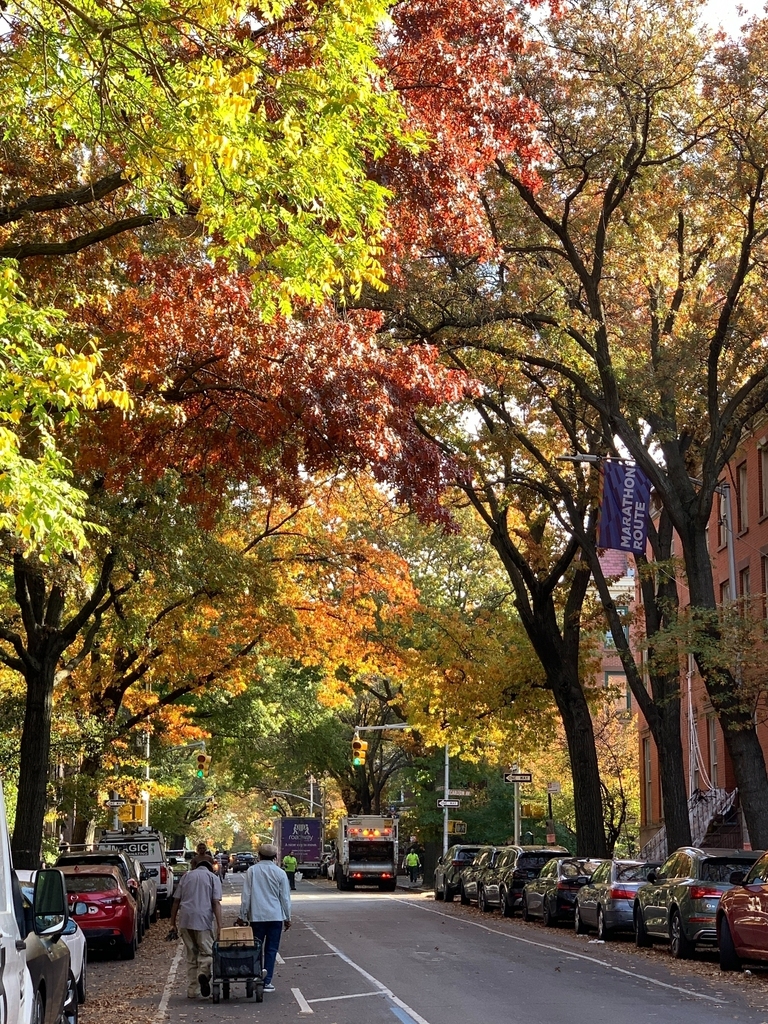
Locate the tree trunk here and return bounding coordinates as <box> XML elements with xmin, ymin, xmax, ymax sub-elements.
<box><xmin>12</xmin><ymin>659</ymin><xmax>56</xmax><ymax>868</ymax></box>
<box><xmin>656</xmin><ymin>708</ymin><xmax>691</xmax><ymax>851</ymax></box>
<box><xmin>550</xmin><ymin>664</ymin><xmax>608</xmax><ymax>857</ymax></box>
<box><xmin>70</xmin><ymin>752</ymin><xmax>104</xmax><ymax>847</ymax></box>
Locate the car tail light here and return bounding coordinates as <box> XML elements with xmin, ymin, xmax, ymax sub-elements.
<box><xmin>381</xmin><ymin>873</ymin><xmax>392</xmax><ymax>878</ymax></box>
<box><xmin>452</xmin><ymin>860</ymin><xmax>464</xmax><ymax>867</ymax></box>
<box><xmin>102</xmin><ymin>895</ymin><xmax>126</xmax><ymax>907</ymax></box>
<box><xmin>689</xmin><ymin>886</ymin><xmax>722</xmax><ymax>900</ymax></box>
<box><xmin>557</xmin><ymin>882</ymin><xmax>575</xmax><ymax>890</ymax></box>
<box><xmin>160</xmin><ymin>866</ymin><xmax>168</xmax><ymax>884</ymax></box>
<box><xmin>609</xmin><ymin>887</ymin><xmax>636</xmax><ymax>901</ymax></box>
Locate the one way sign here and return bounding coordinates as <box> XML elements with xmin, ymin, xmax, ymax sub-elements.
<box><xmin>437</xmin><ymin>798</ymin><xmax>461</xmax><ymax>808</ymax></box>
<box><xmin>503</xmin><ymin>771</ymin><xmax>532</xmax><ymax>784</ymax></box>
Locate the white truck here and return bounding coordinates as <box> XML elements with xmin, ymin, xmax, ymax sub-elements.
<box><xmin>98</xmin><ymin>825</ymin><xmax>175</xmax><ymax>916</ymax></box>
<box><xmin>336</xmin><ymin>815</ymin><xmax>398</xmax><ymax>891</ymax></box>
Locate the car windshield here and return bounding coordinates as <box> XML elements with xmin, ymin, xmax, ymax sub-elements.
<box><xmin>699</xmin><ymin>859</ymin><xmax>754</xmax><ymax>882</ymax></box>
<box><xmin>616</xmin><ymin>864</ymin><xmax>657</xmax><ymax>882</ymax></box>
<box><xmin>454</xmin><ymin>850</ymin><xmax>480</xmax><ymax>862</ymax></box>
<box><xmin>65</xmin><ymin>874</ymin><xmax>120</xmax><ymax>893</ymax></box>
<box><xmin>60</xmin><ymin>854</ymin><xmax>128</xmax><ymax>879</ymax></box>
<box><xmin>519</xmin><ymin>854</ymin><xmax>559</xmax><ymax>869</ymax></box>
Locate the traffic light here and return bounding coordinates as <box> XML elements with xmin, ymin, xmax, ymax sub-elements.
<box><xmin>352</xmin><ymin>735</ymin><xmax>368</xmax><ymax>767</ymax></box>
<box><xmin>271</xmin><ymin>800</ymin><xmax>280</xmax><ymax>812</ymax></box>
<box><xmin>196</xmin><ymin>753</ymin><xmax>212</xmax><ymax>778</ymax></box>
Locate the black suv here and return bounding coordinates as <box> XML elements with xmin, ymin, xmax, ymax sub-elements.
<box><xmin>434</xmin><ymin>845</ymin><xmax>485</xmax><ymax>902</ymax></box>
<box><xmin>478</xmin><ymin>845</ymin><xmax>570</xmax><ymax>916</ymax></box>
<box><xmin>459</xmin><ymin>847</ymin><xmax>507</xmax><ymax>905</ymax></box>
<box><xmin>56</xmin><ymin>849</ymin><xmax>148</xmax><ymax>939</ymax></box>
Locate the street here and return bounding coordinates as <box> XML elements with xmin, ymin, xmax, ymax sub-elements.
<box><xmin>83</xmin><ymin>874</ymin><xmax>768</xmax><ymax>1024</ymax></box>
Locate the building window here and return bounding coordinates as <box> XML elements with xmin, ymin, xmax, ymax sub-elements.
<box><xmin>737</xmin><ymin>462</ymin><xmax>748</xmax><ymax>532</ymax></box>
<box><xmin>761</xmin><ymin>447</ymin><xmax>768</xmax><ymax>518</ymax></box>
<box><xmin>708</xmin><ymin>716</ymin><xmax>719</xmax><ymax>789</ymax></box>
<box><xmin>718</xmin><ymin>488</ymin><xmax>728</xmax><ymax>549</ymax></box>
<box><xmin>740</xmin><ymin>567</ymin><xmax>751</xmax><ymax>610</ymax></box>
<box><xmin>643</xmin><ymin>737</ymin><xmax>653</xmax><ymax>825</ymax></box>
<box><xmin>720</xmin><ymin>580</ymin><xmax>731</xmax><ymax>604</ymax></box>
<box><xmin>604</xmin><ymin>670</ymin><xmax>631</xmax><ymax>711</ymax></box>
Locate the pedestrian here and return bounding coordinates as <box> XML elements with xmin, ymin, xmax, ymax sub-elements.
<box><xmin>167</xmin><ymin>853</ymin><xmax>222</xmax><ymax>999</ymax></box>
<box><xmin>237</xmin><ymin>842</ymin><xmax>291</xmax><ymax>993</ymax></box>
<box><xmin>282</xmin><ymin>849</ymin><xmax>298</xmax><ymax>890</ymax></box>
<box><xmin>405</xmin><ymin>848</ymin><xmax>421</xmax><ymax>885</ymax></box>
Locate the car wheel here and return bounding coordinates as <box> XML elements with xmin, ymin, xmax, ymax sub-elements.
<box><xmin>670</xmin><ymin>908</ymin><xmax>694</xmax><ymax>960</ymax></box>
<box><xmin>444</xmin><ymin>883</ymin><xmax>455</xmax><ymax>903</ymax></box>
<box><xmin>574</xmin><ymin>902</ymin><xmax>587</xmax><ymax>934</ymax></box>
<box><xmin>63</xmin><ymin>971</ymin><xmax>79</xmax><ymax>1024</ymax></box>
<box><xmin>543</xmin><ymin>896</ymin><xmax>556</xmax><ymax>927</ymax></box>
<box><xmin>434</xmin><ymin>878</ymin><xmax>444</xmax><ymax>901</ymax></box>
<box><xmin>121</xmin><ymin>927</ymin><xmax>138</xmax><ymax>960</ymax></box>
<box><xmin>31</xmin><ymin>990</ymin><xmax>44</xmax><ymax>1024</ymax></box>
<box><xmin>212</xmin><ymin>983</ymin><xmax>220</xmax><ymax>1004</ymax></box>
<box><xmin>77</xmin><ymin>954</ymin><xmax>87</xmax><ymax>1005</ymax></box>
<box><xmin>718</xmin><ymin>916</ymin><xmax>741</xmax><ymax>972</ymax></box>
<box><xmin>596</xmin><ymin>906</ymin><xmax>610</xmax><ymax>942</ymax></box>
<box><xmin>460</xmin><ymin>884</ymin><xmax>470</xmax><ymax>906</ymax></box>
<box><xmin>634</xmin><ymin>905</ymin><xmax>651</xmax><ymax>947</ymax></box>
<box><xmin>521</xmin><ymin>894</ymin><xmax>530</xmax><ymax>922</ymax></box>
<box><xmin>478</xmin><ymin>886</ymin><xmax>486</xmax><ymax>912</ymax></box>
<box><xmin>501</xmin><ymin>887</ymin><xmax>514</xmax><ymax>918</ymax></box>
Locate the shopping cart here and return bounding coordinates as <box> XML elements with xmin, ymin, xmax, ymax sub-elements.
<box><xmin>211</xmin><ymin>930</ymin><xmax>265</xmax><ymax>1003</ymax></box>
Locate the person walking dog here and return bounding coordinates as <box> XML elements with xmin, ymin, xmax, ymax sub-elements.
<box><xmin>238</xmin><ymin>843</ymin><xmax>292</xmax><ymax>993</ymax></box>
<box><xmin>167</xmin><ymin>854</ymin><xmax>222</xmax><ymax>999</ymax></box>
<box><xmin>282</xmin><ymin>849</ymin><xmax>298</xmax><ymax>890</ymax></box>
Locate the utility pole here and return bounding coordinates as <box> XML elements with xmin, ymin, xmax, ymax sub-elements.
<box><xmin>443</xmin><ymin>744</ymin><xmax>450</xmax><ymax>855</ymax></box>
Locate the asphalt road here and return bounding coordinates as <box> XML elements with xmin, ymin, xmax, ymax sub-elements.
<box><xmin>146</xmin><ymin>873</ymin><xmax>768</xmax><ymax>1024</ymax></box>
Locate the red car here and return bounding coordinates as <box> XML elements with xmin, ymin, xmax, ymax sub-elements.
<box><xmin>716</xmin><ymin>850</ymin><xmax>768</xmax><ymax>971</ymax></box>
<box><xmin>60</xmin><ymin>864</ymin><xmax>140</xmax><ymax>960</ymax></box>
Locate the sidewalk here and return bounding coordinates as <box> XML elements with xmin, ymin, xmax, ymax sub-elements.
<box><xmin>397</xmin><ymin>876</ymin><xmax>430</xmax><ymax>893</ymax></box>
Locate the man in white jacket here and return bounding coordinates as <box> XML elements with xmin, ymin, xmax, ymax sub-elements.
<box><xmin>238</xmin><ymin>843</ymin><xmax>292</xmax><ymax>992</ymax></box>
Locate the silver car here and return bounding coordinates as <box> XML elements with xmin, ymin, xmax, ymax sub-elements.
<box><xmin>574</xmin><ymin>859</ymin><xmax>657</xmax><ymax>940</ymax></box>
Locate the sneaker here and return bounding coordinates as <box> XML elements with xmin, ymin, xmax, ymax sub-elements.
<box><xmin>264</xmin><ymin>983</ymin><xmax>275</xmax><ymax>992</ymax></box>
<box><xmin>198</xmin><ymin>974</ymin><xmax>211</xmax><ymax>998</ymax></box>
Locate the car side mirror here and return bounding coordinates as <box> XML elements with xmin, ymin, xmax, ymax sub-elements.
<box><xmin>577</xmin><ymin>876</ymin><xmax>591</xmax><ymax>886</ymax></box>
<box><xmin>140</xmin><ymin>871</ymin><xmax>149</xmax><ymax>881</ymax></box>
<box><xmin>33</xmin><ymin>870</ymin><xmax>68</xmax><ymax>938</ymax></box>
<box><xmin>646</xmin><ymin>870</ymin><xmax>657</xmax><ymax>883</ymax></box>
<box><xmin>147</xmin><ymin>868</ymin><xmax>158</xmax><ymax>878</ymax></box>
<box><xmin>729</xmin><ymin>870</ymin><xmax>746</xmax><ymax>885</ymax></box>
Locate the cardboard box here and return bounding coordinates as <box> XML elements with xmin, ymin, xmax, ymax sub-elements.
<box><xmin>218</xmin><ymin>926</ymin><xmax>254</xmax><ymax>946</ymax></box>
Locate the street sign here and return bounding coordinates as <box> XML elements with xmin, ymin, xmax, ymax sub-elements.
<box><xmin>546</xmin><ymin>833</ymin><xmax>557</xmax><ymax>844</ymax></box>
<box><xmin>503</xmin><ymin>772</ymin><xmax>532</xmax><ymax>784</ymax></box>
<box><xmin>547</xmin><ymin>781</ymin><xmax>561</xmax><ymax>795</ymax></box>
<box><xmin>437</xmin><ymin>798</ymin><xmax>461</xmax><ymax>808</ymax></box>
<box><xmin>104</xmin><ymin>799</ymin><xmax>125</xmax><ymax>807</ymax></box>
<box><xmin>436</xmin><ymin>787</ymin><xmax>473</xmax><ymax>796</ymax></box>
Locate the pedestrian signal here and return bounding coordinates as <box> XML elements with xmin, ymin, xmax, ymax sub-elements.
<box><xmin>352</xmin><ymin>735</ymin><xmax>368</xmax><ymax>767</ymax></box>
<box><xmin>196</xmin><ymin>753</ymin><xmax>212</xmax><ymax>778</ymax></box>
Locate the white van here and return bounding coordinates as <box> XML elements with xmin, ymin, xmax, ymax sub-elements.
<box><xmin>98</xmin><ymin>827</ymin><xmax>174</xmax><ymax>916</ymax></box>
<box><xmin>0</xmin><ymin>782</ymin><xmax>70</xmax><ymax>1024</ymax></box>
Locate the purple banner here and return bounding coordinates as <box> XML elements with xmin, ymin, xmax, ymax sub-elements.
<box><xmin>598</xmin><ymin>461</ymin><xmax>651</xmax><ymax>554</ymax></box>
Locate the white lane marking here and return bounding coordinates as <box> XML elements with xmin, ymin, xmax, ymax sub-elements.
<box><xmin>400</xmin><ymin>901</ymin><xmax>724</xmax><ymax>1004</ymax></box>
<box><xmin>309</xmin><ymin>991</ymin><xmax>389</xmax><ymax>1003</ymax></box>
<box><xmin>276</xmin><ymin>953</ymin><xmax>285</xmax><ymax>964</ymax></box>
<box><xmin>283</xmin><ymin>952</ymin><xmax>338</xmax><ymax>960</ymax></box>
<box><xmin>154</xmin><ymin>942</ymin><xmax>184</xmax><ymax>1022</ymax></box>
<box><xmin>292</xmin><ymin>987</ymin><xmax>314</xmax><ymax>1013</ymax></box>
<box><xmin>300</xmin><ymin>918</ymin><xmax>432</xmax><ymax>1024</ymax></box>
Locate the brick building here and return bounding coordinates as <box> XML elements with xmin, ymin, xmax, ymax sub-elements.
<box><xmin>636</xmin><ymin>427</ymin><xmax>768</xmax><ymax>854</ymax></box>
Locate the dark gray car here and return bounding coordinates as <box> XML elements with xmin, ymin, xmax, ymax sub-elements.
<box><xmin>434</xmin><ymin>845</ymin><xmax>484</xmax><ymax>902</ymax></box>
<box><xmin>634</xmin><ymin>846</ymin><xmax>761</xmax><ymax>958</ymax></box>
<box><xmin>478</xmin><ymin>845</ymin><xmax>570</xmax><ymax>916</ymax></box>
<box><xmin>574</xmin><ymin>859</ymin><xmax>658</xmax><ymax>939</ymax></box>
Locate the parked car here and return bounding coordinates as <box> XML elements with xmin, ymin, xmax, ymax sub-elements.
<box><xmin>168</xmin><ymin>849</ymin><xmax>194</xmax><ymax>879</ymax></box>
<box><xmin>56</xmin><ymin>849</ymin><xmax>147</xmax><ymax>940</ymax></box>
<box><xmin>522</xmin><ymin>857</ymin><xmax>606</xmax><ymax>926</ymax></box>
<box><xmin>717</xmin><ymin>849</ymin><xmax>768</xmax><ymax>971</ymax></box>
<box><xmin>133</xmin><ymin>856</ymin><xmax>158</xmax><ymax>929</ymax></box>
<box><xmin>18</xmin><ymin>869</ymin><xmax>88</xmax><ymax>1010</ymax></box>
<box><xmin>60</xmin><ymin>865</ymin><xmax>140</xmax><ymax>960</ymax></box>
<box><xmin>12</xmin><ymin>869</ymin><xmax>72</xmax><ymax>1024</ymax></box>
<box><xmin>97</xmin><ymin>828</ymin><xmax>174</xmax><ymax>918</ymax></box>
<box><xmin>634</xmin><ymin>846</ymin><xmax>761</xmax><ymax>958</ymax></box>
<box><xmin>574</xmin><ymin>859</ymin><xmax>658</xmax><ymax>939</ymax></box>
<box><xmin>477</xmin><ymin>845</ymin><xmax>570</xmax><ymax>916</ymax></box>
<box><xmin>434</xmin><ymin>845</ymin><xmax>484</xmax><ymax>902</ymax></box>
<box><xmin>459</xmin><ymin>847</ymin><xmax>505</xmax><ymax>905</ymax></box>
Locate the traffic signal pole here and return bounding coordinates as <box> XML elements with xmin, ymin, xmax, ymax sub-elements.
<box><xmin>443</xmin><ymin>743</ymin><xmax>450</xmax><ymax>856</ymax></box>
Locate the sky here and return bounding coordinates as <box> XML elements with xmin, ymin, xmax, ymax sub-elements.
<box><xmin>705</xmin><ymin>0</ymin><xmax>766</xmax><ymax>34</ymax></box>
